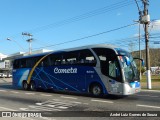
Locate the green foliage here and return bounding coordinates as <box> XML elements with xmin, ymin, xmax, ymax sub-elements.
<box><xmin>132</xmin><ymin>48</ymin><xmax>160</xmax><ymax>67</ymax></box>
<box><xmin>141</xmin><ymin>67</ymin><xmax>145</xmax><ymax>73</ymax></box>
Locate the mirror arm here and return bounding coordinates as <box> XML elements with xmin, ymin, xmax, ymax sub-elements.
<box><xmin>133</xmin><ymin>58</ymin><xmax>143</xmax><ymax>61</ymax></box>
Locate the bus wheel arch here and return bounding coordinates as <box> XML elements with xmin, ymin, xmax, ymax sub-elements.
<box><xmin>22</xmin><ymin>80</ymin><xmax>29</xmax><ymax>90</ymax></box>
<box><xmin>89</xmin><ymin>82</ymin><xmax>103</xmax><ymax>96</ymax></box>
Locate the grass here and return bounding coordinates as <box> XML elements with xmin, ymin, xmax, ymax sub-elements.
<box><xmin>141</xmin><ymin>75</ymin><xmax>160</xmax><ymax>90</ymax></box>
<box><xmin>141</xmin><ymin>75</ymin><xmax>160</xmax><ymax>82</ymax></box>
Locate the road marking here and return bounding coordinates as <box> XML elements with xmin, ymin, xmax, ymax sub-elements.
<box><xmin>19</xmin><ymin>108</ymin><xmax>28</xmax><ymax>111</ymax></box>
<box><xmin>0</xmin><ymin>90</ymin><xmax>7</xmax><ymax>92</ymax></box>
<box><xmin>36</xmin><ymin>101</ymin><xmax>73</xmax><ymax>107</ymax></box>
<box><xmin>83</xmin><ymin>103</ymin><xmax>89</xmax><ymax>105</ymax></box>
<box><xmin>33</xmin><ymin>98</ymin><xmax>81</xmax><ymax>112</ymax></box>
<box><xmin>70</xmin><ymin>101</ymin><xmax>82</xmax><ymax>104</ymax></box>
<box><xmin>40</xmin><ymin>94</ymin><xmax>52</xmax><ymax>97</ymax></box>
<box><xmin>136</xmin><ymin>95</ymin><xmax>150</xmax><ymax>97</ymax></box>
<box><xmin>25</xmin><ymin>92</ymin><xmax>35</xmax><ymax>95</ymax></box>
<box><xmin>137</xmin><ymin>104</ymin><xmax>160</xmax><ymax>109</ymax></box>
<box><xmin>56</xmin><ymin>106</ymin><xmax>68</xmax><ymax>109</ymax></box>
<box><xmin>36</xmin><ymin>103</ymin><xmax>43</xmax><ymax>106</ymax></box>
<box><xmin>61</xmin><ymin>96</ymin><xmax>77</xmax><ymax>100</ymax></box>
<box><xmin>29</xmin><ymin>105</ymin><xmax>61</xmax><ymax>111</ymax></box>
<box><xmin>91</xmin><ymin>99</ymin><xmax>113</xmax><ymax>104</ymax></box>
<box><xmin>142</xmin><ymin>89</ymin><xmax>160</xmax><ymax>93</ymax></box>
<box><xmin>0</xmin><ymin>106</ymin><xmax>16</xmax><ymax>111</ymax></box>
<box><xmin>40</xmin><ymin>117</ymin><xmax>56</xmax><ymax>120</ymax></box>
<box><xmin>47</xmin><ymin>105</ymin><xmax>68</xmax><ymax>109</ymax></box>
<box><xmin>149</xmin><ymin>96</ymin><xmax>159</xmax><ymax>98</ymax></box>
<box><xmin>10</xmin><ymin>91</ymin><xmax>19</xmax><ymax>94</ymax></box>
<box><xmin>136</xmin><ymin>95</ymin><xmax>159</xmax><ymax>98</ymax></box>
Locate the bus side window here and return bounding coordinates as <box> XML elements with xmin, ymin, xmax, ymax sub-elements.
<box><xmin>26</xmin><ymin>58</ymin><xmax>36</xmax><ymax>68</ymax></box>
<box><xmin>53</xmin><ymin>54</ymin><xmax>62</xmax><ymax>65</ymax></box>
<box><xmin>63</xmin><ymin>51</ymin><xmax>79</xmax><ymax>65</ymax></box>
<box><xmin>20</xmin><ymin>59</ymin><xmax>26</xmax><ymax>68</ymax></box>
<box><xmin>13</xmin><ymin>60</ymin><xmax>20</xmax><ymax>69</ymax></box>
<box><xmin>79</xmin><ymin>49</ymin><xmax>96</xmax><ymax>66</ymax></box>
<box><xmin>49</xmin><ymin>55</ymin><xmax>55</xmax><ymax>66</ymax></box>
<box><xmin>49</xmin><ymin>54</ymin><xmax>62</xmax><ymax>66</ymax></box>
<box><xmin>42</xmin><ymin>56</ymin><xmax>50</xmax><ymax>67</ymax></box>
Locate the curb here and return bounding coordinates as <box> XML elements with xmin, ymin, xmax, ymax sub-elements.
<box><xmin>141</xmin><ymin>89</ymin><xmax>160</xmax><ymax>92</ymax></box>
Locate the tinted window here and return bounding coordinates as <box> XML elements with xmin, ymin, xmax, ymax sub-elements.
<box><xmin>13</xmin><ymin>56</ymin><xmax>43</xmax><ymax>69</ymax></box>
<box><xmin>26</xmin><ymin>58</ymin><xmax>35</xmax><ymax>68</ymax></box>
<box><xmin>63</xmin><ymin>51</ymin><xmax>79</xmax><ymax>65</ymax></box>
<box><xmin>13</xmin><ymin>60</ymin><xmax>20</xmax><ymax>69</ymax></box>
<box><xmin>48</xmin><ymin>49</ymin><xmax>96</xmax><ymax>66</ymax></box>
<box><xmin>78</xmin><ymin>49</ymin><xmax>96</xmax><ymax>66</ymax></box>
<box><xmin>93</xmin><ymin>48</ymin><xmax>121</xmax><ymax>81</ymax></box>
<box><xmin>49</xmin><ymin>53</ymin><xmax>62</xmax><ymax>66</ymax></box>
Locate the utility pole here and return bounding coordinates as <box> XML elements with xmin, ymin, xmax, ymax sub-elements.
<box><xmin>134</xmin><ymin>0</ymin><xmax>143</xmax><ymax>80</ymax></box>
<box><xmin>22</xmin><ymin>32</ymin><xmax>33</xmax><ymax>55</ymax></box>
<box><xmin>138</xmin><ymin>22</ymin><xmax>142</xmax><ymax>79</ymax></box>
<box><xmin>141</xmin><ymin>0</ymin><xmax>151</xmax><ymax>89</ymax></box>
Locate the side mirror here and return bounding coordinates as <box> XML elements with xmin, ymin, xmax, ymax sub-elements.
<box><xmin>124</xmin><ymin>56</ymin><xmax>131</xmax><ymax>66</ymax></box>
<box><xmin>133</xmin><ymin>58</ymin><xmax>144</xmax><ymax>66</ymax></box>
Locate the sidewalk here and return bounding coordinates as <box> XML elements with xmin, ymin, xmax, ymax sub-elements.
<box><xmin>0</xmin><ymin>78</ymin><xmax>12</xmax><ymax>83</ymax></box>
<box><xmin>141</xmin><ymin>89</ymin><xmax>160</xmax><ymax>92</ymax></box>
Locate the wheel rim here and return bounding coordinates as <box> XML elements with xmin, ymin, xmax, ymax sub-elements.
<box><xmin>92</xmin><ymin>86</ymin><xmax>101</xmax><ymax>96</ymax></box>
<box><xmin>30</xmin><ymin>82</ymin><xmax>35</xmax><ymax>90</ymax></box>
<box><xmin>23</xmin><ymin>82</ymin><xmax>28</xmax><ymax>90</ymax></box>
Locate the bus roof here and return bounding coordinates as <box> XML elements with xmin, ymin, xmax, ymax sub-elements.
<box><xmin>14</xmin><ymin>44</ymin><xmax>117</xmax><ymax>60</ymax></box>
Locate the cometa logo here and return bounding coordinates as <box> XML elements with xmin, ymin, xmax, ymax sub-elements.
<box><xmin>54</xmin><ymin>67</ymin><xmax>77</xmax><ymax>74</ymax></box>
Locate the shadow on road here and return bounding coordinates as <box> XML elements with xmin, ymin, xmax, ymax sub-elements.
<box><xmin>35</xmin><ymin>89</ymin><xmax>128</xmax><ymax>100</ymax></box>
<box><xmin>0</xmin><ymin>79</ymin><xmax>132</xmax><ymax>100</ymax></box>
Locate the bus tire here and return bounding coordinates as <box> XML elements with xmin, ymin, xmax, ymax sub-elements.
<box><xmin>30</xmin><ymin>81</ymin><xmax>36</xmax><ymax>91</ymax></box>
<box><xmin>90</xmin><ymin>83</ymin><xmax>103</xmax><ymax>96</ymax></box>
<box><xmin>22</xmin><ymin>81</ymin><xmax>29</xmax><ymax>90</ymax></box>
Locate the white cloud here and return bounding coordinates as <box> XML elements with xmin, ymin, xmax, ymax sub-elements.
<box><xmin>149</xmin><ymin>19</ymin><xmax>160</xmax><ymax>31</ymax></box>
<box><xmin>133</xmin><ymin>33</ymin><xmax>141</xmax><ymax>37</ymax></box>
<box><xmin>116</xmin><ymin>12</ymin><xmax>122</xmax><ymax>16</ymax></box>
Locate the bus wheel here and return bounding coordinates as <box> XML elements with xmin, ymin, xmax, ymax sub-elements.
<box><xmin>90</xmin><ymin>84</ymin><xmax>103</xmax><ymax>96</ymax></box>
<box><xmin>22</xmin><ymin>81</ymin><xmax>29</xmax><ymax>90</ymax></box>
<box><xmin>30</xmin><ymin>81</ymin><xmax>36</xmax><ymax>91</ymax></box>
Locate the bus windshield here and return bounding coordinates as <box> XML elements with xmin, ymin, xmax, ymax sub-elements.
<box><xmin>116</xmin><ymin>49</ymin><xmax>139</xmax><ymax>82</ymax></box>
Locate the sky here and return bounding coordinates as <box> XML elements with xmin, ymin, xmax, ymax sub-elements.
<box><xmin>0</xmin><ymin>0</ymin><xmax>160</xmax><ymax>55</ymax></box>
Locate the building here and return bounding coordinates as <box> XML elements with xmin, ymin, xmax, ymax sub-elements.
<box><xmin>0</xmin><ymin>53</ymin><xmax>11</xmax><ymax>77</ymax></box>
<box><xmin>0</xmin><ymin>53</ymin><xmax>9</xmax><ymax>69</ymax></box>
<box><xmin>0</xmin><ymin>53</ymin><xmax>7</xmax><ymax>61</ymax></box>
<box><xmin>0</xmin><ymin>49</ymin><xmax>52</xmax><ymax>77</ymax></box>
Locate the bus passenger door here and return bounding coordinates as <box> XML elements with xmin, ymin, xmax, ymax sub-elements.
<box><xmin>107</xmin><ymin>59</ymin><xmax>122</xmax><ymax>94</ymax></box>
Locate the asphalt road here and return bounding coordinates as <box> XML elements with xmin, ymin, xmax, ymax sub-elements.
<box><xmin>0</xmin><ymin>78</ymin><xmax>160</xmax><ymax>120</ymax></box>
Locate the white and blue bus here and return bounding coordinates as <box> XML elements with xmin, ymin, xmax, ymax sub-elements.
<box><xmin>12</xmin><ymin>44</ymin><xmax>141</xmax><ymax>96</ymax></box>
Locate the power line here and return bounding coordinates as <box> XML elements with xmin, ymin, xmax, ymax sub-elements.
<box><xmin>134</xmin><ymin>0</ymin><xmax>141</xmax><ymax>12</ymax></box>
<box><xmin>3</xmin><ymin>0</ymin><xmax>139</xmax><ymax>42</ymax></box>
<box><xmin>8</xmin><ymin>0</ymin><xmax>138</xmax><ymax>36</ymax></box>
<box><xmin>29</xmin><ymin>0</ymin><xmax>138</xmax><ymax>33</ymax></box>
<box><xmin>32</xmin><ymin>23</ymin><xmax>138</xmax><ymax>50</ymax></box>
